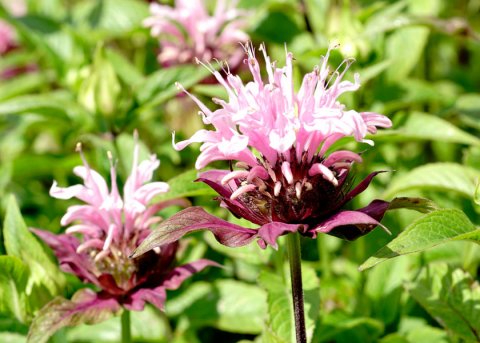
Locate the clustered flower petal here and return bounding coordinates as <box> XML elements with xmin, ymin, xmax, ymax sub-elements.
<box><xmin>144</xmin><ymin>0</ymin><xmax>249</xmax><ymax>67</ymax></box>
<box><xmin>150</xmin><ymin>43</ymin><xmax>395</xmax><ymax>250</ymax></box>
<box><xmin>33</xmin><ymin>137</ymin><xmax>214</xmax><ymax>314</ymax></box>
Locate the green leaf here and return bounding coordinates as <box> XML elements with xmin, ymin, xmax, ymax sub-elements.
<box><xmin>383</xmin><ymin>163</ymin><xmax>480</xmax><ymax>199</ymax></box>
<box><xmin>0</xmin><ymin>73</ymin><xmax>51</xmax><ymax>101</ymax></box>
<box><xmin>374</xmin><ymin>112</ymin><xmax>480</xmax><ymax>146</ymax></box>
<box><xmin>73</xmin><ymin>0</ymin><xmax>149</xmax><ymax>36</ymax></box>
<box><xmin>385</xmin><ymin>27</ymin><xmax>429</xmax><ymax>82</ymax></box>
<box><xmin>0</xmin><ymin>92</ymin><xmax>90</xmax><ymax>122</ymax></box>
<box><xmin>166</xmin><ymin>280</ymin><xmax>267</xmax><ymax>334</ymax></box>
<box><xmin>67</xmin><ymin>305</ymin><xmax>169</xmax><ymax>342</ymax></box>
<box><xmin>387</xmin><ymin>197</ymin><xmax>439</xmax><ymax>213</ymax></box>
<box><xmin>365</xmin><ymin>258</ymin><xmax>410</xmax><ymax>325</ymax></box>
<box><xmin>105</xmin><ymin>48</ymin><xmax>144</xmax><ymax>86</ymax></box>
<box><xmin>3</xmin><ymin>195</ymin><xmax>66</xmax><ymax>297</ymax></box>
<box><xmin>136</xmin><ymin>64</ymin><xmax>213</xmax><ymax>107</ymax></box>
<box><xmin>154</xmin><ymin>169</ymin><xmax>217</xmax><ymax>203</ymax></box>
<box><xmin>406</xmin><ymin>263</ymin><xmax>480</xmax><ymax>342</ymax></box>
<box><xmin>0</xmin><ymin>256</ymin><xmax>30</xmax><ymax>323</ymax></box>
<box><xmin>360</xmin><ymin>209</ymin><xmax>479</xmax><ymax>270</ymax></box>
<box><xmin>313</xmin><ymin>312</ymin><xmax>384</xmax><ymax>343</ymax></box>
<box><xmin>252</xmin><ymin>10</ymin><xmax>302</xmax><ymax>44</ymax></box>
<box><xmin>259</xmin><ymin>265</ymin><xmax>320</xmax><ymax>343</ymax></box>
<box><xmin>27</xmin><ymin>289</ymin><xmax>121</xmax><ymax>343</ymax></box>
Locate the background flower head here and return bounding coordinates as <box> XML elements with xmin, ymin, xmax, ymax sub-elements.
<box><xmin>32</xmin><ymin>136</ymin><xmax>214</xmax><ymax>317</ymax></box>
<box><xmin>144</xmin><ymin>0</ymin><xmax>249</xmax><ymax>67</ymax></box>
<box><xmin>162</xmin><ymin>43</ymin><xmax>394</xmax><ymax>249</ymax></box>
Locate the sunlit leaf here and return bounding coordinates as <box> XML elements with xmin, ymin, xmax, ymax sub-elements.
<box><xmin>360</xmin><ymin>209</ymin><xmax>479</xmax><ymax>270</ymax></box>
<box><xmin>3</xmin><ymin>195</ymin><xmax>66</xmax><ymax>298</ymax></box>
<box><xmin>374</xmin><ymin>112</ymin><xmax>480</xmax><ymax>146</ymax></box>
<box><xmin>136</xmin><ymin>64</ymin><xmax>213</xmax><ymax>107</ymax></box>
<box><xmin>154</xmin><ymin>169</ymin><xmax>217</xmax><ymax>202</ymax></box>
<box><xmin>0</xmin><ymin>256</ymin><xmax>30</xmax><ymax>323</ymax></box>
<box><xmin>383</xmin><ymin>163</ymin><xmax>480</xmax><ymax>199</ymax></box>
<box><xmin>166</xmin><ymin>280</ymin><xmax>267</xmax><ymax>334</ymax></box>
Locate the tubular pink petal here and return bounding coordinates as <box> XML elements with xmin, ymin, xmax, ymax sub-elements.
<box><xmin>281</xmin><ymin>161</ymin><xmax>294</xmax><ymax>185</ymax></box>
<box><xmin>246</xmin><ymin>166</ymin><xmax>269</xmax><ymax>182</ymax></box>
<box><xmin>221</xmin><ymin>170</ymin><xmax>249</xmax><ymax>185</ymax></box>
<box><xmin>274</xmin><ymin>181</ymin><xmax>282</xmax><ymax>196</ymax></box>
<box><xmin>230</xmin><ymin>184</ymin><xmax>256</xmax><ymax>200</ymax></box>
<box><xmin>323</xmin><ymin>151</ymin><xmax>363</xmax><ymax>167</ymax></box>
<box><xmin>308</xmin><ymin>163</ymin><xmax>338</xmax><ymax>187</ymax></box>
<box><xmin>66</xmin><ymin>224</ymin><xmax>98</xmax><ymax>236</ymax></box>
<box><xmin>103</xmin><ymin>224</ymin><xmax>116</xmax><ymax>251</ymax></box>
<box><xmin>77</xmin><ymin>239</ymin><xmax>104</xmax><ymax>253</ymax></box>
<box><xmin>134</xmin><ymin>182</ymin><xmax>170</xmax><ymax>204</ymax></box>
<box><xmin>49</xmin><ymin>182</ymin><xmax>85</xmax><ymax>200</ymax></box>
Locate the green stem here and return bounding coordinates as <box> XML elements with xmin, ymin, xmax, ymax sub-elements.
<box><xmin>286</xmin><ymin>233</ymin><xmax>307</xmax><ymax>343</ymax></box>
<box><xmin>121</xmin><ymin>310</ymin><xmax>132</xmax><ymax>343</ymax></box>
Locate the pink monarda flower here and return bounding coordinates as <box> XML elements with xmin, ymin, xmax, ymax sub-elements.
<box><xmin>30</xmin><ymin>138</ymin><xmax>214</xmax><ymax>337</ymax></box>
<box><xmin>132</xmin><ymin>44</ymin><xmax>393</xmax><ymax>257</ymax></box>
<box><xmin>144</xmin><ymin>0</ymin><xmax>248</xmax><ymax>67</ymax></box>
<box><xmin>0</xmin><ymin>0</ymin><xmax>26</xmax><ymax>54</ymax></box>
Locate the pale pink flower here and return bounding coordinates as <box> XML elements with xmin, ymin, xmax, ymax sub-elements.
<box><xmin>144</xmin><ymin>0</ymin><xmax>249</xmax><ymax>67</ymax></box>
<box><xmin>132</xmin><ymin>44</ymin><xmax>395</xmax><ymax>251</ymax></box>
<box><xmin>30</xmin><ymin>136</ymin><xmax>215</xmax><ymax>340</ymax></box>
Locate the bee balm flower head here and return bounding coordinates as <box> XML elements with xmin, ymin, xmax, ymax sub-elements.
<box><xmin>132</xmin><ymin>44</ymin><xmax>394</xmax><ymax>258</ymax></box>
<box><xmin>32</xmin><ymin>135</ymin><xmax>214</xmax><ymax>327</ymax></box>
<box><xmin>144</xmin><ymin>0</ymin><xmax>249</xmax><ymax>67</ymax></box>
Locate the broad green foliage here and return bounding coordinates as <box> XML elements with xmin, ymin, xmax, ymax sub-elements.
<box><xmin>0</xmin><ymin>0</ymin><xmax>479</xmax><ymax>342</ymax></box>
<box><xmin>383</xmin><ymin>163</ymin><xmax>480</xmax><ymax>199</ymax></box>
<box><xmin>407</xmin><ymin>263</ymin><xmax>480</xmax><ymax>342</ymax></box>
<box><xmin>166</xmin><ymin>280</ymin><xmax>267</xmax><ymax>334</ymax></box>
<box><xmin>360</xmin><ymin>209</ymin><xmax>479</xmax><ymax>270</ymax></box>
<box><xmin>259</xmin><ymin>265</ymin><xmax>320</xmax><ymax>343</ymax></box>
<box><xmin>3</xmin><ymin>195</ymin><xmax>66</xmax><ymax>307</ymax></box>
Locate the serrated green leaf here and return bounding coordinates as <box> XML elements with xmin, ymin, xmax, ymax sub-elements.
<box><xmin>3</xmin><ymin>195</ymin><xmax>66</xmax><ymax>297</ymax></box>
<box><xmin>406</xmin><ymin>263</ymin><xmax>480</xmax><ymax>342</ymax></box>
<box><xmin>259</xmin><ymin>264</ymin><xmax>320</xmax><ymax>343</ymax></box>
<box><xmin>136</xmin><ymin>64</ymin><xmax>213</xmax><ymax>107</ymax></box>
<box><xmin>360</xmin><ymin>209</ymin><xmax>479</xmax><ymax>270</ymax></box>
<box><xmin>383</xmin><ymin>163</ymin><xmax>480</xmax><ymax>199</ymax></box>
<box><xmin>0</xmin><ymin>256</ymin><xmax>30</xmax><ymax>323</ymax></box>
<box><xmin>374</xmin><ymin>112</ymin><xmax>480</xmax><ymax>145</ymax></box>
<box><xmin>166</xmin><ymin>280</ymin><xmax>266</xmax><ymax>334</ymax></box>
<box><xmin>154</xmin><ymin>169</ymin><xmax>217</xmax><ymax>202</ymax></box>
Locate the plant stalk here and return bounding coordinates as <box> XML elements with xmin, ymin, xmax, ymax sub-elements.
<box><xmin>121</xmin><ymin>310</ymin><xmax>132</xmax><ymax>343</ymax></box>
<box><xmin>286</xmin><ymin>233</ymin><xmax>307</xmax><ymax>343</ymax></box>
